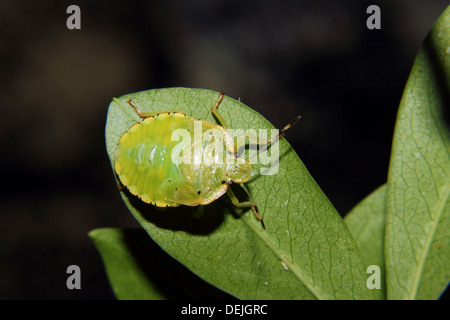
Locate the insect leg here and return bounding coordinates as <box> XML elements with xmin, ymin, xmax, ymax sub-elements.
<box><xmin>114</xmin><ymin>169</ymin><xmax>126</xmax><ymax>191</ymax></box>
<box><xmin>193</xmin><ymin>205</ymin><xmax>204</xmax><ymax>218</ymax></box>
<box><xmin>226</xmin><ymin>188</ymin><xmax>265</xmax><ymax>229</ymax></box>
<box><xmin>211</xmin><ymin>92</ymin><xmax>228</xmax><ymax>129</ymax></box>
<box><xmin>127</xmin><ymin>99</ymin><xmax>157</xmax><ymax>118</ymax></box>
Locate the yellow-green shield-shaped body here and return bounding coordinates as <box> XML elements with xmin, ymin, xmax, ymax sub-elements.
<box><xmin>114</xmin><ymin>112</ymin><xmax>252</xmax><ymax>207</ymax></box>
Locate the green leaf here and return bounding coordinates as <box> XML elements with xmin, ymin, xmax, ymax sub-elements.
<box><xmin>89</xmin><ymin>228</ymin><xmax>232</xmax><ymax>299</ymax></box>
<box><xmin>385</xmin><ymin>7</ymin><xmax>450</xmax><ymax>300</ymax></box>
<box><xmin>344</xmin><ymin>184</ymin><xmax>387</xmax><ymax>300</ymax></box>
<box><xmin>89</xmin><ymin>228</ymin><xmax>165</xmax><ymax>299</ymax></box>
<box><xmin>105</xmin><ymin>87</ymin><xmax>370</xmax><ymax>299</ymax></box>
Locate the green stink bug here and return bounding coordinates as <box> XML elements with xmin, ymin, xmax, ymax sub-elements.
<box><xmin>114</xmin><ymin>92</ymin><xmax>300</xmax><ymax>228</ymax></box>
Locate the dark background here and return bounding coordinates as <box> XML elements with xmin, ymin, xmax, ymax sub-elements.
<box><xmin>0</xmin><ymin>0</ymin><xmax>448</xmax><ymax>299</ymax></box>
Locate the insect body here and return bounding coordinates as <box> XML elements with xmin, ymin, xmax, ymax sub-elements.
<box><xmin>114</xmin><ymin>93</ymin><xmax>300</xmax><ymax>228</ymax></box>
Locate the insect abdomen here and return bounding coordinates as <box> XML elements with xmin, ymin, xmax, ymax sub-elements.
<box><xmin>115</xmin><ymin>114</ymin><xmax>188</xmax><ymax>205</ymax></box>
<box><xmin>115</xmin><ymin>112</ymin><xmax>234</xmax><ymax>207</ymax></box>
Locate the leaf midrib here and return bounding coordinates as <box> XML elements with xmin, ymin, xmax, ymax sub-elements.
<box><xmin>241</xmin><ymin>214</ymin><xmax>326</xmax><ymax>300</ymax></box>
<box><xmin>408</xmin><ymin>182</ymin><xmax>450</xmax><ymax>299</ymax></box>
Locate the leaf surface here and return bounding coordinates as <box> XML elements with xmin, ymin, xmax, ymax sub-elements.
<box><xmin>344</xmin><ymin>185</ymin><xmax>387</xmax><ymax>300</ymax></box>
<box><xmin>89</xmin><ymin>228</ymin><xmax>232</xmax><ymax>299</ymax></box>
<box><xmin>385</xmin><ymin>7</ymin><xmax>450</xmax><ymax>300</ymax></box>
<box><xmin>105</xmin><ymin>87</ymin><xmax>370</xmax><ymax>299</ymax></box>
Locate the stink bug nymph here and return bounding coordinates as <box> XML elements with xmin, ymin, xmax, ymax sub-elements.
<box><xmin>113</xmin><ymin>92</ymin><xmax>300</xmax><ymax>229</ymax></box>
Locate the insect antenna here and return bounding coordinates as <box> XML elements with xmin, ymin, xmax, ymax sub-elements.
<box><xmin>262</xmin><ymin>115</ymin><xmax>301</xmax><ymax>151</ymax></box>
<box><xmin>240</xmin><ymin>183</ymin><xmax>265</xmax><ymax>229</ymax></box>
<box><xmin>234</xmin><ymin>115</ymin><xmax>301</xmax><ymax>158</ymax></box>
